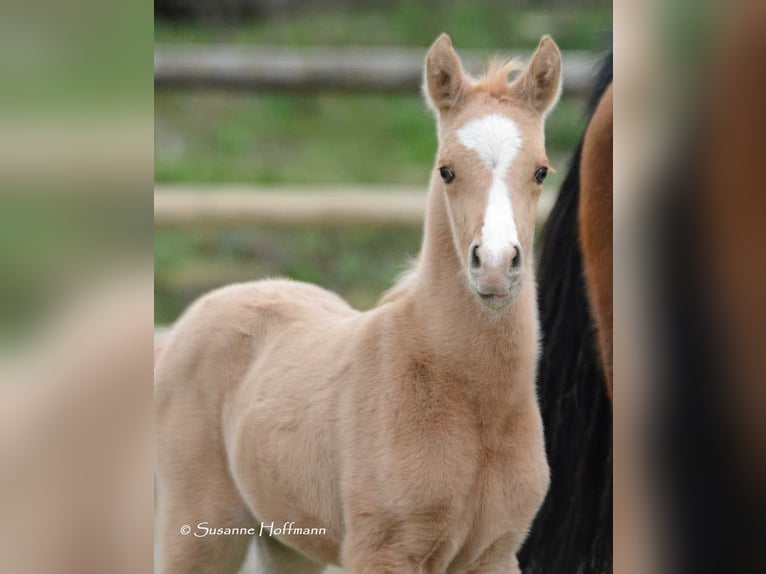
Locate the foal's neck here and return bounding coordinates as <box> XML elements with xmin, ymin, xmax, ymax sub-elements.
<box><xmin>407</xmin><ymin>183</ymin><xmax>538</xmax><ymax>374</ymax></box>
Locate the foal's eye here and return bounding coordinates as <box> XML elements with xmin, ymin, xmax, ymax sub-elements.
<box><xmin>439</xmin><ymin>166</ymin><xmax>455</xmax><ymax>184</ymax></box>
<box><xmin>534</xmin><ymin>166</ymin><xmax>549</xmax><ymax>184</ymax></box>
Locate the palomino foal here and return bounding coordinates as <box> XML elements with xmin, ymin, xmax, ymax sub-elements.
<box><xmin>155</xmin><ymin>34</ymin><xmax>562</xmax><ymax>574</ymax></box>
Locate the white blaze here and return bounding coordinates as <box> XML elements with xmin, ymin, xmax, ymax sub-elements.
<box><xmin>456</xmin><ymin>114</ymin><xmax>522</xmax><ymax>264</ymax></box>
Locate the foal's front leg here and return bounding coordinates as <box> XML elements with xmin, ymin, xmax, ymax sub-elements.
<box><xmin>341</xmin><ymin>511</ymin><xmax>451</xmax><ymax>574</ymax></box>
<box><xmin>465</xmin><ymin>534</ymin><xmax>521</xmax><ymax>574</ymax></box>
<box><xmin>343</xmin><ymin>550</ymin><xmax>424</xmax><ymax>574</ymax></box>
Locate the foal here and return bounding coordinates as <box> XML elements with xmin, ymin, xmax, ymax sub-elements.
<box><xmin>155</xmin><ymin>34</ymin><xmax>562</xmax><ymax>573</ymax></box>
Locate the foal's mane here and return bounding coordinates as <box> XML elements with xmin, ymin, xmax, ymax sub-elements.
<box><xmin>472</xmin><ymin>56</ymin><xmax>525</xmax><ymax>99</ymax></box>
<box><xmin>379</xmin><ymin>258</ymin><xmax>420</xmax><ymax>305</ymax></box>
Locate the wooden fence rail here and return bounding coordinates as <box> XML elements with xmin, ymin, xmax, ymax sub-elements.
<box><xmin>154</xmin><ymin>185</ymin><xmax>555</xmax><ymax>227</ymax></box>
<box><xmin>155</xmin><ymin>45</ymin><xmax>598</xmax><ymax>96</ymax></box>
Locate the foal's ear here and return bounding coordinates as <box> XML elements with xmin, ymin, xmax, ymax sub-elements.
<box><xmin>514</xmin><ymin>35</ymin><xmax>562</xmax><ymax>117</ymax></box>
<box><xmin>424</xmin><ymin>33</ymin><xmax>469</xmax><ymax>112</ymax></box>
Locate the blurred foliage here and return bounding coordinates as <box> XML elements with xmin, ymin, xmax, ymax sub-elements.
<box><xmin>1</xmin><ymin>0</ymin><xmax>151</xmax><ymax>115</ymax></box>
<box><xmin>0</xmin><ymin>189</ymin><xmax>150</xmax><ymax>341</ymax></box>
<box><xmin>155</xmin><ymin>2</ymin><xmax>611</xmax><ymax>323</ymax></box>
<box><xmin>155</xmin><ymin>2</ymin><xmax>611</xmax><ymax>52</ymax></box>
<box><xmin>155</xmin><ymin>93</ymin><xmax>584</xmax><ymax>185</ymax></box>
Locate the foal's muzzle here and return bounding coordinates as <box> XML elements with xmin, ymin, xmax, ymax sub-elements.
<box><xmin>468</xmin><ymin>241</ymin><xmax>524</xmax><ymax>306</ymax></box>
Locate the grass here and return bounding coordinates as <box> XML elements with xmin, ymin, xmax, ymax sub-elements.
<box><xmin>155</xmin><ymin>92</ymin><xmax>586</xmax><ymax>185</ymax></box>
<box><xmin>155</xmin><ymin>2</ymin><xmax>611</xmax><ymax>52</ymax></box>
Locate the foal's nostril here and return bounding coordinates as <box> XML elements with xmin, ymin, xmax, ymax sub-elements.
<box><xmin>510</xmin><ymin>246</ymin><xmax>522</xmax><ymax>270</ymax></box>
<box><xmin>470</xmin><ymin>243</ymin><xmax>481</xmax><ymax>269</ymax></box>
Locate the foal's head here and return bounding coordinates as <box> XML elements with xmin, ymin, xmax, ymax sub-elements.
<box><xmin>424</xmin><ymin>34</ymin><xmax>562</xmax><ymax>308</ymax></box>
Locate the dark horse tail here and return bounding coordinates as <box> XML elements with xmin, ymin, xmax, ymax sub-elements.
<box><xmin>519</xmin><ymin>50</ymin><xmax>613</xmax><ymax>574</ymax></box>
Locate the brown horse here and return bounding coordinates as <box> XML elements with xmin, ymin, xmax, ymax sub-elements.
<box><xmin>519</xmin><ymin>50</ymin><xmax>613</xmax><ymax>573</ymax></box>
<box><xmin>580</xmin><ymin>83</ymin><xmax>613</xmax><ymax>396</ymax></box>
<box><xmin>155</xmin><ymin>34</ymin><xmax>562</xmax><ymax>573</ymax></box>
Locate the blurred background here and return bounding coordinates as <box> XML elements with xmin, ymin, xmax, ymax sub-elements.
<box><xmin>154</xmin><ymin>0</ymin><xmax>612</xmax><ymax>325</ymax></box>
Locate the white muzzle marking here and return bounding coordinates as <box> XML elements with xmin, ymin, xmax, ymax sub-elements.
<box><xmin>456</xmin><ymin>114</ymin><xmax>522</xmax><ymax>265</ymax></box>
